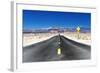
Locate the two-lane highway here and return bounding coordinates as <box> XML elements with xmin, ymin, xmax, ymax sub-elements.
<box><xmin>23</xmin><ymin>35</ymin><xmax>90</xmax><ymax>63</ymax></box>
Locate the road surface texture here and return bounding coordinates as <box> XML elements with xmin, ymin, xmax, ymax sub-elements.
<box><xmin>23</xmin><ymin>35</ymin><xmax>91</xmax><ymax>63</ymax></box>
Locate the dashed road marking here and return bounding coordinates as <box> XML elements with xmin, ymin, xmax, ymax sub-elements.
<box><xmin>57</xmin><ymin>48</ymin><xmax>61</xmax><ymax>55</ymax></box>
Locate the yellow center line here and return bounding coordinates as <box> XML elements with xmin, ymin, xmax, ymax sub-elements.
<box><xmin>57</xmin><ymin>48</ymin><xmax>61</xmax><ymax>55</ymax></box>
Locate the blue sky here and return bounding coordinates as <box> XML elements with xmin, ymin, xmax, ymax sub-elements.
<box><xmin>23</xmin><ymin>10</ymin><xmax>91</xmax><ymax>30</ymax></box>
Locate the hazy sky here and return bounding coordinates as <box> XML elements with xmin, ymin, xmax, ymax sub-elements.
<box><xmin>23</xmin><ymin>10</ymin><xmax>91</xmax><ymax>30</ymax></box>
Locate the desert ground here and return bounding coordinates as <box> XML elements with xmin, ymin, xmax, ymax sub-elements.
<box><xmin>23</xmin><ymin>32</ymin><xmax>91</xmax><ymax>47</ymax></box>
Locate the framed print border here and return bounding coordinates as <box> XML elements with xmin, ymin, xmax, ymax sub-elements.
<box><xmin>11</xmin><ymin>1</ymin><xmax>97</xmax><ymax>72</ymax></box>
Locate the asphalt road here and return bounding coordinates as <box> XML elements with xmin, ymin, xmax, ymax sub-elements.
<box><xmin>23</xmin><ymin>35</ymin><xmax>91</xmax><ymax>63</ymax></box>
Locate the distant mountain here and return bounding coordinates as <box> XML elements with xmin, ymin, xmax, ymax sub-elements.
<box><xmin>80</xmin><ymin>27</ymin><xmax>91</xmax><ymax>33</ymax></box>
<box><xmin>23</xmin><ymin>27</ymin><xmax>90</xmax><ymax>33</ymax></box>
<box><xmin>65</xmin><ymin>27</ymin><xmax>91</xmax><ymax>32</ymax></box>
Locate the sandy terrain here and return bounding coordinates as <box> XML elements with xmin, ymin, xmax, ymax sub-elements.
<box><xmin>23</xmin><ymin>32</ymin><xmax>91</xmax><ymax>47</ymax></box>
<box><xmin>61</xmin><ymin>32</ymin><xmax>91</xmax><ymax>46</ymax></box>
<box><xmin>23</xmin><ymin>33</ymin><xmax>58</xmax><ymax>47</ymax></box>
